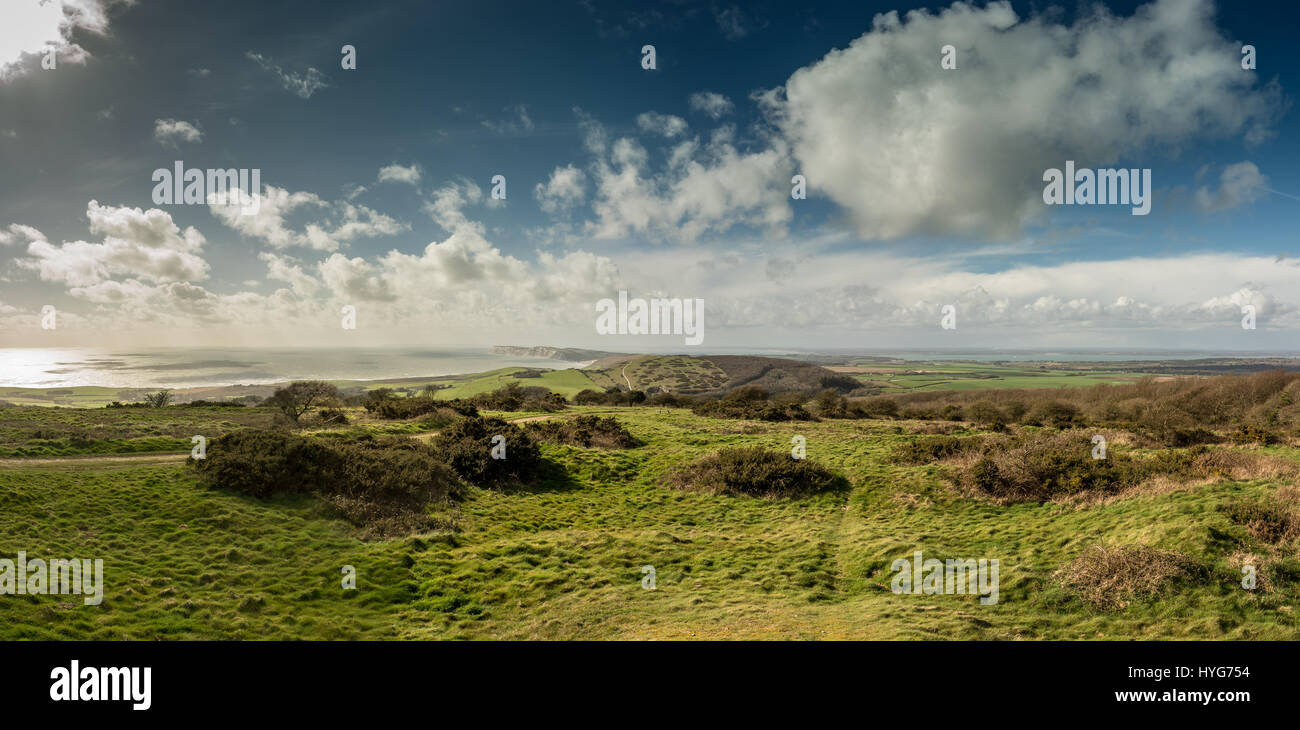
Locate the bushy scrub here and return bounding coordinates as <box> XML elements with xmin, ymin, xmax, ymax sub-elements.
<box><xmin>468</xmin><ymin>383</ymin><xmax>566</xmax><ymax>412</ymax></box>
<box><xmin>958</xmin><ymin>432</ymin><xmax>1203</xmax><ymax>503</ymax></box>
<box><xmin>1220</xmin><ymin>488</ymin><xmax>1300</xmax><ymax>544</ymax></box>
<box><xmin>891</xmin><ymin>435</ymin><xmax>992</xmax><ymax>465</ymax></box>
<box><xmin>432</xmin><ymin>416</ymin><xmax>543</xmax><ymax>487</ymax></box>
<box><xmin>670</xmin><ymin>447</ymin><xmax>846</xmax><ymax>498</ymax></box>
<box><xmin>690</xmin><ymin>399</ymin><xmax>816</xmax><ymax>422</ymax></box>
<box><xmin>370</xmin><ymin>397</ymin><xmax>477</xmax><ymax>421</ymax></box>
<box><xmin>191</xmin><ymin>429</ymin><xmax>334</xmax><ymax>499</ymax></box>
<box><xmin>191</xmin><ymin>430</ymin><xmax>461</xmax><ymax>537</ymax></box>
<box><xmin>525</xmin><ymin>415</ymin><xmax>637</xmax><ymax>448</ymax></box>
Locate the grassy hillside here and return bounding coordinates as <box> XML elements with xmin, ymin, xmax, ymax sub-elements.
<box><xmin>3</xmin><ymin>393</ymin><xmax>1298</xmax><ymax>640</ymax></box>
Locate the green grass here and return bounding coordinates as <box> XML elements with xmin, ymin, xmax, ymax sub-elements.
<box><xmin>0</xmin><ymin>386</ymin><xmax>133</xmax><ymax>407</ymax></box>
<box><xmin>2</xmin><ymin>403</ymin><xmax>1297</xmax><ymax>640</ymax></box>
<box><xmin>0</xmin><ymin>458</ymin><xmax>413</xmax><ymax>639</ymax></box>
<box><xmin>0</xmin><ymin>405</ymin><xmax>277</xmax><ymax>457</ymax></box>
<box><xmin>843</xmin><ymin>362</ymin><xmax>1150</xmax><ymax>392</ymax></box>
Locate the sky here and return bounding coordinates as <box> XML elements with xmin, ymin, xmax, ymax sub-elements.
<box><xmin>0</xmin><ymin>0</ymin><xmax>1297</xmax><ymax>352</ymax></box>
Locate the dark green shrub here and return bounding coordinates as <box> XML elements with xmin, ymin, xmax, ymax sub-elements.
<box><xmin>690</xmin><ymin>399</ymin><xmax>816</xmax><ymax>422</ymax></box>
<box><xmin>1026</xmin><ymin>400</ymin><xmax>1080</xmax><ymax>428</ymax></box>
<box><xmin>192</xmin><ymin>430</ymin><xmax>333</xmax><ymax>499</ymax></box>
<box><xmin>891</xmin><ymin>435</ymin><xmax>990</xmax><ymax>464</ymax></box>
<box><xmin>432</xmin><ymin>416</ymin><xmax>543</xmax><ymax>486</ymax></box>
<box><xmin>373</xmin><ymin>398</ymin><xmax>478</xmax><ymax>421</ymax></box>
<box><xmin>525</xmin><ymin>415</ymin><xmax>637</xmax><ymax>448</ymax></box>
<box><xmin>670</xmin><ymin>447</ymin><xmax>846</xmax><ymax>498</ymax></box>
<box><xmin>1230</xmin><ymin>424</ymin><xmax>1279</xmax><ymax>445</ymax></box>
<box><xmin>966</xmin><ymin>401</ymin><xmax>1007</xmax><ymax>429</ymax></box>
<box><xmin>192</xmin><ymin>430</ymin><xmax>461</xmax><ymax>536</ymax></box>
<box><xmin>959</xmin><ymin>432</ymin><xmax>1204</xmax><ymax>503</ymax></box>
<box><xmin>315</xmin><ymin>408</ymin><xmax>349</xmax><ymax>425</ymax></box>
<box><xmin>468</xmin><ymin>383</ymin><xmax>567</xmax><ymax>412</ymax></box>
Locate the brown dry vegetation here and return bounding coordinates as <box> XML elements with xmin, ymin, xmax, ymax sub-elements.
<box><xmin>1054</xmin><ymin>545</ymin><xmax>1201</xmax><ymax>610</ymax></box>
<box><xmin>859</xmin><ymin>370</ymin><xmax>1300</xmax><ymax>444</ymax></box>
<box><xmin>893</xmin><ymin>429</ymin><xmax>1300</xmax><ymax>504</ymax></box>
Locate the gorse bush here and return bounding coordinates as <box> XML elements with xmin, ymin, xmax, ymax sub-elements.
<box><xmin>670</xmin><ymin>447</ymin><xmax>846</xmax><ymax>498</ymax></box>
<box><xmin>432</xmin><ymin>416</ymin><xmax>543</xmax><ymax>487</ymax></box>
<box><xmin>468</xmin><ymin>382</ymin><xmax>566</xmax><ymax>412</ymax></box>
<box><xmin>956</xmin><ymin>432</ymin><xmax>1204</xmax><ymax>503</ymax></box>
<box><xmin>524</xmin><ymin>415</ymin><xmax>637</xmax><ymax>448</ymax></box>
<box><xmin>1220</xmin><ymin>488</ymin><xmax>1300</xmax><ymax>544</ymax></box>
<box><xmin>891</xmin><ymin>435</ymin><xmax>991</xmax><ymax>464</ymax></box>
<box><xmin>371</xmin><ymin>397</ymin><xmax>477</xmax><ymax>421</ymax></box>
<box><xmin>191</xmin><ymin>430</ymin><xmax>461</xmax><ymax>537</ymax></box>
<box><xmin>191</xmin><ymin>429</ymin><xmax>332</xmax><ymax>499</ymax></box>
<box><xmin>571</xmin><ymin>388</ymin><xmax>649</xmax><ymax>406</ymax></box>
<box><xmin>690</xmin><ymin>399</ymin><xmax>816</xmax><ymax>422</ymax></box>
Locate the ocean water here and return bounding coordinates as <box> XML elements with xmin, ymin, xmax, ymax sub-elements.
<box><xmin>0</xmin><ymin>347</ymin><xmax>569</xmax><ymax>389</ymax></box>
<box><xmin>1</xmin><ymin>346</ymin><xmax>1292</xmax><ymax>390</ymax></box>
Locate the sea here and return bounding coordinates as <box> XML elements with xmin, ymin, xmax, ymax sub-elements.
<box><xmin>1</xmin><ymin>346</ymin><xmax>1297</xmax><ymax>390</ymax></box>
<box><xmin>0</xmin><ymin>347</ymin><xmax>569</xmax><ymax>389</ymax></box>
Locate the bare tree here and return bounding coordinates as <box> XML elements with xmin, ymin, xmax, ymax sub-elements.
<box><xmin>143</xmin><ymin>390</ymin><xmax>173</xmax><ymax>408</ymax></box>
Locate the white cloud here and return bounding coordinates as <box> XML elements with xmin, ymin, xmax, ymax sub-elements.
<box><xmin>0</xmin><ymin>0</ymin><xmax>116</xmax><ymax>81</ymax></box>
<box><xmin>0</xmin><ymin>223</ymin><xmax>46</xmax><ymax>247</ymax></box>
<box><xmin>153</xmin><ymin>118</ymin><xmax>203</xmax><ymax>146</ymax></box>
<box><xmin>770</xmin><ymin>0</ymin><xmax>1282</xmax><ymax>241</ymax></box>
<box><xmin>18</xmin><ymin>201</ymin><xmax>208</xmax><ymax>288</ymax></box>
<box><xmin>535</xmin><ymin>165</ymin><xmax>587</xmax><ymax>214</ymax></box>
<box><xmin>423</xmin><ymin>179</ymin><xmax>484</xmax><ymax>232</ymax></box>
<box><xmin>688</xmin><ymin>91</ymin><xmax>734</xmax><ymax>120</ymax></box>
<box><xmin>245</xmin><ymin>51</ymin><xmax>329</xmax><ymax>99</ymax></box>
<box><xmin>635</xmin><ymin>112</ymin><xmax>688</xmax><ymax>138</ymax></box>
<box><xmin>209</xmin><ymin>185</ymin><xmax>408</xmax><ymax>251</ymax></box>
<box><xmin>260</xmin><ymin>253</ymin><xmax>319</xmax><ymax>298</ymax></box>
<box><xmin>608</xmin><ymin>243</ymin><xmax>1300</xmax><ymax>344</ymax></box>
<box><xmin>1195</xmin><ymin>161</ymin><xmax>1268</xmax><ymax>213</ymax></box>
<box><xmin>377</xmin><ymin>163</ymin><xmax>422</xmax><ymax>185</ymax></box>
<box><xmin>582</xmin><ymin>118</ymin><xmax>793</xmax><ymax>242</ymax></box>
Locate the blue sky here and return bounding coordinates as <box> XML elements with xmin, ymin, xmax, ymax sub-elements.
<box><xmin>0</xmin><ymin>0</ymin><xmax>1297</xmax><ymax>351</ymax></box>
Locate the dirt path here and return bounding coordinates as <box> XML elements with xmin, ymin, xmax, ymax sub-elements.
<box><xmin>0</xmin><ymin>452</ymin><xmax>188</xmax><ymax>468</ymax></box>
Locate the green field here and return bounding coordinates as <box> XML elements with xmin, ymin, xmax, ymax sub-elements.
<box><xmin>838</xmin><ymin>361</ymin><xmax>1150</xmax><ymax>392</ymax></box>
<box><xmin>3</xmin><ymin>402</ymin><xmax>1297</xmax><ymax>640</ymax></box>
